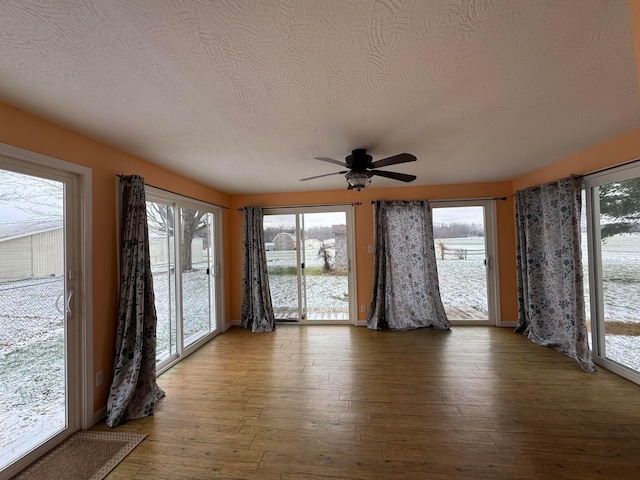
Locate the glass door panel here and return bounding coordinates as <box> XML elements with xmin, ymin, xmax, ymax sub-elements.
<box><xmin>264</xmin><ymin>208</ymin><xmax>353</xmax><ymax>323</ymax></box>
<box><xmin>589</xmin><ymin>177</ymin><xmax>640</xmax><ymax>373</ymax></box>
<box><xmin>0</xmin><ymin>169</ymin><xmax>68</xmax><ymax>471</ymax></box>
<box><xmin>146</xmin><ymin>201</ymin><xmax>178</xmax><ymax>366</ymax></box>
<box><xmin>182</xmin><ymin>209</ymin><xmax>215</xmax><ymax>346</ymax></box>
<box><xmin>147</xmin><ymin>190</ymin><xmax>222</xmax><ymax>372</ymax></box>
<box><xmin>302</xmin><ymin>212</ymin><xmax>349</xmax><ymax>320</ymax></box>
<box><xmin>432</xmin><ymin>206</ymin><xmax>489</xmax><ymax>322</ymax></box>
<box><xmin>264</xmin><ymin>214</ymin><xmax>300</xmax><ymax>320</ymax></box>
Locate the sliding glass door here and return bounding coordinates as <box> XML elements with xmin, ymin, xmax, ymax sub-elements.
<box><xmin>0</xmin><ymin>154</ymin><xmax>86</xmax><ymax>478</ymax></box>
<box><xmin>264</xmin><ymin>206</ymin><xmax>355</xmax><ymax>323</ymax></box>
<box><xmin>585</xmin><ymin>165</ymin><xmax>640</xmax><ymax>382</ymax></box>
<box><xmin>146</xmin><ymin>189</ymin><xmax>222</xmax><ymax>373</ymax></box>
<box><xmin>431</xmin><ymin>200</ymin><xmax>500</xmax><ymax>325</ymax></box>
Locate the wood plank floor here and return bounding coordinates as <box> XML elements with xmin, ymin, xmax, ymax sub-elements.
<box><xmin>273</xmin><ymin>306</ymin><xmax>485</xmax><ymax>321</ymax></box>
<box><xmin>93</xmin><ymin>326</ymin><xmax>640</xmax><ymax>479</ymax></box>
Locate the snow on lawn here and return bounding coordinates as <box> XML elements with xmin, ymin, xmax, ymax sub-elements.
<box><xmin>0</xmin><ymin>279</ymin><xmax>65</xmax><ymax>468</ymax></box>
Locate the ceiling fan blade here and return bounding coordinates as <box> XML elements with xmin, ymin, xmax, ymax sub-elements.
<box><xmin>369</xmin><ymin>170</ymin><xmax>417</xmax><ymax>182</ymax></box>
<box><xmin>370</xmin><ymin>153</ymin><xmax>416</xmax><ymax>169</ymax></box>
<box><xmin>314</xmin><ymin>157</ymin><xmax>348</xmax><ymax>167</ymax></box>
<box><xmin>300</xmin><ymin>171</ymin><xmax>348</xmax><ymax>181</ymax></box>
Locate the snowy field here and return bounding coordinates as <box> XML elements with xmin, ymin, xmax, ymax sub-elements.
<box><xmin>266</xmin><ymin>249</ymin><xmax>349</xmax><ymax>312</ymax></box>
<box><xmin>153</xmin><ymin>267</ymin><xmax>215</xmax><ymax>358</ymax></box>
<box><xmin>1</xmin><ymin>234</ymin><xmax>639</xmax><ymax>467</ymax></box>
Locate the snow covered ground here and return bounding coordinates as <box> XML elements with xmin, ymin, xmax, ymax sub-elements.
<box><xmin>0</xmin><ymin>278</ymin><xmax>65</xmax><ymax>470</ymax></box>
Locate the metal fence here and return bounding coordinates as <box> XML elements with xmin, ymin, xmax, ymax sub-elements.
<box><xmin>0</xmin><ymin>277</ymin><xmax>65</xmax><ymax>321</ymax></box>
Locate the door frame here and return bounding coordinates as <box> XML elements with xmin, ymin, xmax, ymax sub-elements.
<box><xmin>144</xmin><ymin>187</ymin><xmax>224</xmax><ymax>375</ymax></box>
<box><xmin>263</xmin><ymin>205</ymin><xmax>357</xmax><ymax>325</ymax></box>
<box><xmin>430</xmin><ymin>199</ymin><xmax>501</xmax><ymax>326</ymax></box>
<box><xmin>584</xmin><ymin>161</ymin><xmax>640</xmax><ymax>385</ymax></box>
<box><xmin>0</xmin><ymin>143</ymin><xmax>93</xmax><ymax>479</ymax></box>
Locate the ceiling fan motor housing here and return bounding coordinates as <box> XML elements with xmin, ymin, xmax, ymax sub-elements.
<box><xmin>346</xmin><ymin>149</ymin><xmax>372</xmax><ymax>170</ymax></box>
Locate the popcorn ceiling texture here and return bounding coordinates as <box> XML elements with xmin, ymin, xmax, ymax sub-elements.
<box><xmin>0</xmin><ymin>0</ymin><xmax>637</xmax><ymax>193</ymax></box>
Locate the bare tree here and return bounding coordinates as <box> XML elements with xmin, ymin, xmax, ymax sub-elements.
<box><xmin>146</xmin><ymin>204</ymin><xmax>209</xmax><ymax>271</ymax></box>
<box><xmin>0</xmin><ymin>170</ymin><xmax>63</xmax><ymax>219</ymax></box>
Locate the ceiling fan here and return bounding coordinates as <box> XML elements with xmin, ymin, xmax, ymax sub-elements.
<box><xmin>300</xmin><ymin>149</ymin><xmax>417</xmax><ymax>191</ymax></box>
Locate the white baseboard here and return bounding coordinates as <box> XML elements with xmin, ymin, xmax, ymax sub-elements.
<box><xmin>224</xmin><ymin>320</ymin><xmax>241</xmax><ymax>331</ymax></box>
<box><xmin>498</xmin><ymin>321</ymin><xmax>517</xmax><ymax>328</ymax></box>
<box><xmin>92</xmin><ymin>406</ymin><xmax>106</xmax><ymax>426</ymax></box>
<box><xmin>356</xmin><ymin>320</ymin><xmax>367</xmax><ymax>326</ymax></box>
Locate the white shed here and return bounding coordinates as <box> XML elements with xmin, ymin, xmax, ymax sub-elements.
<box><xmin>0</xmin><ymin>220</ymin><xmax>64</xmax><ymax>278</ymax></box>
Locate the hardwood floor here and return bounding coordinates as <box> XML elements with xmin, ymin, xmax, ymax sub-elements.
<box><xmin>93</xmin><ymin>325</ymin><xmax>640</xmax><ymax>479</ymax></box>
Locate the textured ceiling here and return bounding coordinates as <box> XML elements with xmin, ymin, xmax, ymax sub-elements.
<box><xmin>0</xmin><ymin>0</ymin><xmax>638</xmax><ymax>194</ymax></box>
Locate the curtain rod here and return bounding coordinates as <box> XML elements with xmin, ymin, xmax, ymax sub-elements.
<box><xmin>117</xmin><ymin>175</ymin><xmax>229</xmax><ymax>210</ymax></box>
<box><xmin>517</xmin><ymin>158</ymin><xmax>640</xmax><ymax>193</ymax></box>
<box><xmin>238</xmin><ymin>202</ymin><xmax>362</xmax><ymax>212</ymax></box>
<box><xmin>585</xmin><ymin>157</ymin><xmax>640</xmax><ymax>177</ymax></box>
<box><xmin>370</xmin><ymin>197</ymin><xmax>507</xmax><ymax>205</ymax></box>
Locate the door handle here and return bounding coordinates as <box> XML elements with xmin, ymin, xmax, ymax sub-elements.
<box><xmin>66</xmin><ymin>291</ymin><xmax>74</xmax><ymax>318</ymax></box>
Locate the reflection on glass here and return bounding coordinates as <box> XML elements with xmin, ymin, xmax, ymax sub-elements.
<box><xmin>432</xmin><ymin>206</ymin><xmax>488</xmax><ymax>320</ymax></box>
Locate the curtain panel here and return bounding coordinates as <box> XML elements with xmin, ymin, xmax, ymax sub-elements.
<box><xmin>106</xmin><ymin>175</ymin><xmax>165</xmax><ymax>428</ymax></box>
<box><xmin>241</xmin><ymin>206</ymin><xmax>276</xmax><ymax>332</ymax></box>
<box><xmin>515</xmin><ymin>176</ymin><xmax>595</xmax><ymax>372</ymax></box>
<box><xmin>367</xmin><ymin>200</ymin><xmax>450</xmax><ymax>331</ymax></box>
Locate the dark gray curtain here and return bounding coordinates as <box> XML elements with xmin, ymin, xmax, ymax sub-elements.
<box><xmin>241</xmin><ymin>206</ymin><xmax>276</xmax><ymax>332</ymax></box>
<box><xmin>106</xmin><ymin>175</ymin><xmax>165</xmax><ymax>427</ymax></box>
<box><xmin>515</xmin><ymin>176</ymin><xmax>596</xmax><ymax>372</ymax></box>
<box><xmin>367</xmin><ymin>200</ymin><xmax>450</xmax><ymax>331</ymax></box>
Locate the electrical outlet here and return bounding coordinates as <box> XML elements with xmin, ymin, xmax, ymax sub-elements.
<box><xmin>96</xmin><ymin>370</ymin><xmax>104</xmax><ymax>387</ymax></box>
<box><xmin>360</xmin><ymin>305</ymin><xmax>367</xmax><ymax>313</ymax></box>
<box><xmin>367</xmin><ymin>245</ymin><xmax>374</xmax><ymax>254</ymax></box>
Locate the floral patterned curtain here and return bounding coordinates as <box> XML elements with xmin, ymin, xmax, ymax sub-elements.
<box><xmin>367</xmin><ymin>200</ymin><xmax>450</xmax><ymax>331</ymax></box>
<box><xmin>241</xmin><ymin>206</ymin><xmax>276</xmax><ymax>332</ymax></box>
<box><xmin>106</xmin><ymin>175</ymin><xmax>165</xmax><ymax>427</ymax></box>
<box><xmin>515</xmin><ymin>176</ymin><xmax>596</xmax><ymax>372</ymax></box>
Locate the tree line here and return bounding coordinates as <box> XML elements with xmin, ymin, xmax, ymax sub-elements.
<box><xmin>433</xmin><ymin>222</ymin><xmax>484</xmax><ymax>239</ymax></box>
<box><xmin>263</xmin><ymin>225</ymin><xmax>335</xmax><ymax>243</ymax></box>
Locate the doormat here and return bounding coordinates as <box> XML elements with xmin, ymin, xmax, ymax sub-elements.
<box><xmin>11</xmin><ymin>431</ymin><xmax>146</xmax><ymax>480</ymax></box>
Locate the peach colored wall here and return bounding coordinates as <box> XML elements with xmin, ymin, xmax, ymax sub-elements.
<box><xmin>512</xmin><ymin>129</ymin><xmax>640</xmax><ymax>191</ymax></box>
<box><xmin>229</xmin><ymin>181</ymin><xmax>518</xmax><ymax>324</ymax></box>
<box><xmin>0</xmin><ymin>102</ymin><xmax>231</xmax><ymax>414</ymax></box>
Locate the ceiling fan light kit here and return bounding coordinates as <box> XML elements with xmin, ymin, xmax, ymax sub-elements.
<box><xmin>300</xmin><ymin>149</ymin><xmax>417</xmax><ymax>191</ymax></box>
<box><xmin>345</xmin><ymin>171</ymin><xmax>371</xmax><ymax>191</ymax></box>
